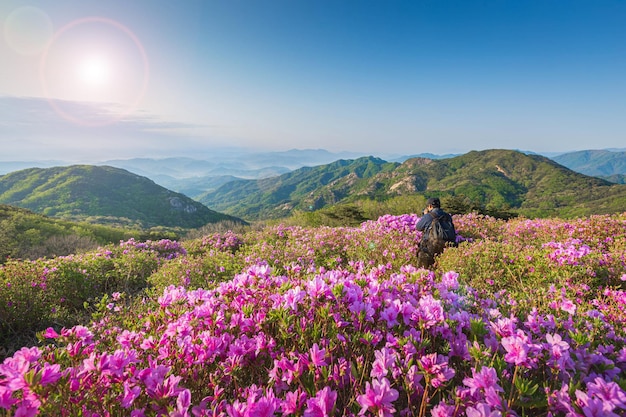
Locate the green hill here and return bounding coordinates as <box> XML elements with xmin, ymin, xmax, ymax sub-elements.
<box><xmin>199</xmin><ymin>156</ymin><xmax>398</xmax><ymax>219</ymax></box>
<box><xmin>0</xmin><ymin>165</ymin><xmax>243</xmax><ymax>229</ymax></box>
<box><xmin>201</xmin><ymin>149</ymin><xmax>626</xmax><ymax>220</ymax></box>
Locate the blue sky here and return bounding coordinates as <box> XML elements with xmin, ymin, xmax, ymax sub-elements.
<box><xmin>1</xmin><ymin>0</ymin><xmax>625</xmax><ymax>161</ymax></box>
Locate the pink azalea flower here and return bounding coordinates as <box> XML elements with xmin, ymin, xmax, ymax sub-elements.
<box><xmin>42</xmin><ymin>327</ymin><xmax>59</xmax><ymax>339</ymax></box>
<box><xmin>380</xmin><ymin>304</ymin><xmax>399</xmax><ymax>328</ymax></box>
<box><xmin>39</xmin><ymin>363</ymin><xmax>62</xmax><ymax>386</ymax></box>
<box><xmin>281</xmin><ymin>388</ymin><xmax>307</xmax><ymax>415</ymax></box>
<box><xmin>586</xmin><ymin>377</ymin><xmax>626</xmax><ymax>410</ymax></box>
<box><xmin>357</xmin><ymin>377</ymin><xmax>399</xmax><ymax>417</ymax></box>
<box><xmin>465</xmin><ymin>403</ymin><xmax>502</xmax><ymax>417</ymax></box>
<box><xmin>0</xmin><ymin>385</ymin><xmax>18</xmax><ymax>408</ymax></box>
<box><xmin>501</xmin><ymin>335</ymin><xmax>529</xmax><ymax>366</ymax></box>
<box><xmin>431</xmin><ymin>402</ymin><xmax>455</xmax><ymax>417</ymax></box>
<box><xmin>13</xmin><ymin>403</ymin><xmax>39</xmax><ymax>417</ymax></box>
<box><xmin>370</xmin><ymin>347</ymin><xmax>395</xmax><ymax>378</ymax></box>
<box><xmin>575</xmin><ymin>389</ymin><xmax>621</xmax><ymax>417</ymax></box>
<box><xmin>307</xmin><ymin>276</ymin><xmax>330</xmax><ymax>299</ymax></box>
<box><xmin>415</xmin><ymin>295</ymin><xmax>445</xmax><ymax>329</ymax></box>
<box><xmin>418</xmin><ymin>353</ymin><xmax>455</xmax><ymax>388</ymax></box>
<box><xmin>463</xmin><ymin>366</ymin><xmax>503</xmax><ymax>395</ymax></box>
<box><xmin>560</xmin><ymin>298</ymin><xmax>576</xmax><ymax>315</ymax></box>
<box><xmin>121</xmin><ymin>381</ymin><xmax>142</xmax><ymax>408</ymax></box>
<box><xmin>304</xmin><ymin>386</ymin><xmax>337</xmax><ymax>417</ymax></box>
<box><xmin>245</xmin><ymin>394</ymin><xmax>280</xmax><ymax>417</ymax></box>
<box><xmin>309</xmin><ymin>343</ymin><xmax>328</xmax><ymax>367</ymax></box>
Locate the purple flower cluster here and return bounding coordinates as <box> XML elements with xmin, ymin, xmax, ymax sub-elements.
<box><xmin>543</xmin><ymin>238</ymin><xmax>591</xmax><ymax>266</ymax></box>
<box><xmin>200</xmin><ymin>231</ymin><xmax>244</xmax><ymax>252</ymax></box>
<box><xmin>2</xmin><ymin>259</ymin><xmax>625</xmax><ymax>416</ymax></box>
<box><xmin>361</xmin><ymin>214</ymin><xmax>420</xmax><ymax>236</ymax></box>
<box><xmin>1</xmin><ymin>213</ymin><xmax>625</xmax><ymax>416</ymax></box>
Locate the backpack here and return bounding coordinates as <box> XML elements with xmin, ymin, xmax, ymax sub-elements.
<box><xmin>425</xmin><ymin>212</ymin><xmax>457</xmax><ymax>255</ymax></box>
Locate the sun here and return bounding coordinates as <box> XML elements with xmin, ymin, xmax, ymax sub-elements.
<box><xmin>77</xmin><ymin>55</ymin><xmax>111</xmax><ymax>86</ymax></box>
<box><xmin>40</xmin><ymin>16</ymin><xmax>150</xmax><ymax>126</ymax></box>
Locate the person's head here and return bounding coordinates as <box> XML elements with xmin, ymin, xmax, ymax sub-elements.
<box><xmin>426</xmin><ymin>197</ymin><xmax>441</xmax><ymax>209</ymax></box>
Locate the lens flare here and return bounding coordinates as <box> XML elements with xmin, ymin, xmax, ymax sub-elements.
<box><xmin>4</xmin><ymin>6</ymin><xmax>53</xmax><ymax>56</ymax></box>
<box><xmin>39</xmin><ymin>16</ymin><xmax>149</xmax><ymax>126</ymax></box>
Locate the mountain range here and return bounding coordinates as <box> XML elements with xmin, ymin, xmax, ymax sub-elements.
<box><xmin>551</xmin><ymin>150</ymin><xmax>626</xmax><ymax>184</ymax></box>
<box><xmin>2</xmin><ymin>148</ymin><xmax>626</xmax><ymax>199</ymax></box>
<box><xmin>198</xmin><ymin>149</ymin><xmax>626</xmax><ymax>220</ymax></box>
<box><xmin>1</xmin><ymin>149</ymin><xmax>626</xmax><ymax>227</ymax></box>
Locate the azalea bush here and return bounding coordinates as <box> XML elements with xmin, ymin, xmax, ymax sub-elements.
<box><xmin>0</xmin><ymin>239</ymin><xmax>187</xmax><ymax>353</ymax></box>
<box><xmin>1</xmin><ymin>213</ymin><xmax>625</xmax><ymax>416</ymax></box>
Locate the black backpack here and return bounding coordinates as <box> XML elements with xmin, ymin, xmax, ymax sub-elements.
<box><xmin>425</xmin><ymin>212</ymin><xmax>457</xmax><ymax>254</ymax></box>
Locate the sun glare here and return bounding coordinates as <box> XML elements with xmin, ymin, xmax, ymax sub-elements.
<box><xmin>39</xmin><ymin>16</ymin><xmax>149</xmax><ymax>126</ymax></box>
<box><xmin>78</xmin><ymin>56</ymin><xmax>110</xmax><ymax>86</ymax></box>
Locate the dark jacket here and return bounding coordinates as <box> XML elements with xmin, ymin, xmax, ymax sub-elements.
<box><xmin>416</xmin><ymin>207</ymin><xmax>451</xmax><ymax>242</ymax></box>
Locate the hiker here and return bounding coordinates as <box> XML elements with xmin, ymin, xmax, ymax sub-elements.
<box><xmin>416</xmin><ymin>197</ymin><xmax>457</xmax><ymax>268</ymax></box>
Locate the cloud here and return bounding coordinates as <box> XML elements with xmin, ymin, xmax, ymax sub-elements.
<box><xmin>0</xmin><ymin>96</ymin><xmax>225</xmax><ymax>161</ymax></box>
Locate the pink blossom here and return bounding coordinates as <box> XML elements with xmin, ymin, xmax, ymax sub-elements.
<box><xmin>357</xmin><ymin>377</ymin><xmax>399</xmax><ymax>417</ymax></box>
<box><xmin>175</xmin><ymin>389</ymin><xmax>192</xmax><ymax>416</ymax></box>
<box><xmin>13</xmin><ymin>403</ymin><xmax>39</xmax><ymax>417</ymax></box>
<box><xmin>39</xmin><ymin>363</ymin><xmax>61</xmax><ymax>386</ymax></box>
<box><xmin>245</xmin><ymin>393</ymin><xmax>280</xmax><ymax>417</ymax></box>
<box><xmin>415</xmin><ymin>295</ymin><xmax>445</xmax><ymax>328</ymax></box>
<box><xmin>309</xmin><ymin>343</ymin><xmax>328</xmax><ymax>367</ymax></box>
<box><xmin>380</xmin><ymin>303</ymin><xmax>399</xmax><ymax>328</ymax></box>
<box><xmin>465</xmin><ymin>403</ymin><xmax>502</xmax><ymax>417</ymax></box>
<box><xmin>42</xmin><ymin>327</ymin><xmax>59</xmax><ymax>339</ymax></box>
<box><xmin>370</xmin><ymin>347</ymin><xmax>395</xmax><ymax>378</ymax></box>
<box><xmin>121</xmin><ymin>381</ymin><xmax>142</xmax><ymax>408</ymax></box>
<box><xmin>431</xmin><ymin>402</ymin><xmax>455</xmax><ymax>417</ymax></box>
<box><xmin>463</xmin><ymin>366</ymin><xmax>503</xmax><ymax>395</ymax></box>
<box><xmin>281</xmin><ymin>388</ymin><xmax>307</xmax><ymax>415</ymax></box>
<box><xmin>501</xmin><ymin>335</ymin><xmax>529</xmax><ymax>366</ymax></box>
<box><xmin>560</xmin><ymin>298</ymin><xmax>577</xmax><ymax>315</ymax></box>
<box><xmin>586</xmin><ymin>377</ymin><xmax>626</xmax><ymax>410</ymax></box>
<box><xmin>303</xmin><ymin>386</ymin><xmax>336</xmax><ymax>417</ymax></box>
<box><xmin>0</xmin><ymin>386</ymin><xmax>18</xmax><ymax>408</ymax></box>
<box><xmin>418</xmin><ymin>353</ymin><xmax>455</xmax><ymax>387</ymax></box>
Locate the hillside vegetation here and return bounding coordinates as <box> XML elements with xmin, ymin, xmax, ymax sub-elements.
<box><xmin>0</xmin><ymin>204</ymin><xmax>182</xmax><ymax>262</ymax></box>
<box><xmin>0</xmin><ymin>165</ymin><xmax>243</xmax><ymax>229</ymax></box>
<box><xmin>1</xmin><ymin>213</ymin><xmax>624</xmax><ymax>415</ymax></box>
<box><xmin>201</xmin><ymin>149</ymin><xmax>626</xmax><ymax>220</ymax></box>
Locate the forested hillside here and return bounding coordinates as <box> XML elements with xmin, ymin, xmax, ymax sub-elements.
<box><xmin>200</xmin><ymin>149</ymin><xmax>626</xmax><ymax>220</ymax></box>
<box><xmin>0</xmin><ymin>165</ymin><xmax>244</xmax><ymax>228</ymax></box>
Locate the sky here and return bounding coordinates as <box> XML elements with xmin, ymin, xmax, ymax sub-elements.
<box><xmin>1</xmin><ymin>0</ymin><xmax>626</xmax><ymax>162</ymax></box>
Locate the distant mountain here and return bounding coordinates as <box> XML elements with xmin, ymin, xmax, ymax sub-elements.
<box><xmin>388</xmin><ymin>153</ymin><xmax>459</xmax><ymax>163</ymax></box>
<box><xmin>199</xmin><ymin>156</ymin><xmax>398</xmax><ymax>219</ymax></box>
<box><xmin>156</xmin><ymin>175</ymin><xmax>244</xmax><ymax>199</ymax></box>
<box><xmin>200</xmin><ymin>149</ymin><xmax>626</xmax><ymax>220</ymax></box>
<box><xmin>551</xmin><ymin>150</ymin><xmax>626</xmax><ymax>178</ymax></box>
<box><xmin>0</xmin><ymin>166</ymin><xmax>243</xmax><ymax>229</ymax></box>
<box><xmin>100</xmin><ymin>149</ymin><xmax>364</xmax><ymax>179</ymax></box>
<box><xmin>0</xmin><ymin>160</ymin><xmax>68</xmax><ymax>175</ymax></box>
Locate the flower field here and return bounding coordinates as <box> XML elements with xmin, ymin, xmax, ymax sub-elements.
<box><xmin>1</xmin><ymin>213</ymin><xmax>625</xmax><ymax>416</ymax></box>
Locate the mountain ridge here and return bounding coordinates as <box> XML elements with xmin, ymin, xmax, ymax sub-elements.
<box><xmin>0</xmin><ymin>165</ymin><xmax>243</xmax><ymax>229</ymax></box>
<box><xmin>200</xmin><ymin>149</ymin><xmax>626</xmax><ymax>220</ymax></box>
